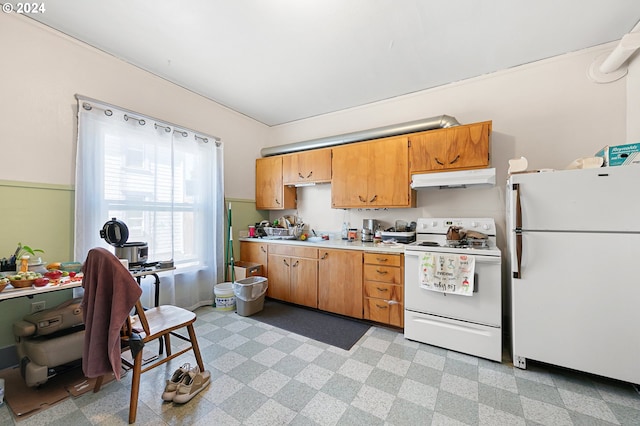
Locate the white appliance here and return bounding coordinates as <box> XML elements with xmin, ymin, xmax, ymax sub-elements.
<box><xmin>507</xmin><ymin>166</ymin><xmax>640</xmax><ymax>384</ymax></box>
<box><xmin>411</xmin><ymin>168</ymin><xmax>496</xmax><ymax>189</ymax></box>
<box><xmin>404</xmin><ymin>218</ymin><xmax>503</xmax><ymax>362</ymax></box>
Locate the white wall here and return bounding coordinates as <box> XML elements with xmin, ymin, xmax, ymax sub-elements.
<box><xmin>266</xmin><ymin>43</ymin><xmax>631</xmax><ymax>252</ymax></box>
<box><xmin>0</xmin><ymin>14</ymin><xmax>266</xmax><ymax>200</ymax></box>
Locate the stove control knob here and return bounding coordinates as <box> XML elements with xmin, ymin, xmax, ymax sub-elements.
<box><xmin>431</xmin><ymin>221</ymin><xmax>438</xmax><ymax>227</ymax></box>
<box><xmin>471</xmin><ymin>221</ymin><xmax>478</xmax><ymax>228</ymax></box>
<box><xmin>482</xmin><ymin>223</ymin><xmax>490</xmax><ymax>231</ymax></box>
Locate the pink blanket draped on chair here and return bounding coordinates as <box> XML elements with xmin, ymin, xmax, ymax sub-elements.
<box><xmin>81</xmin><ymin>247</ymin><xmax>142</xmax><ymax>380</ymax></box>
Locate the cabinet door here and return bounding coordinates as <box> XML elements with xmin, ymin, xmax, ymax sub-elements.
<box><xmin>283</xmin><ymin>149</ymin><xmax>332</xmax><ymax>185</ymax></box>
<box><xmin>367</xmin><ymin>136</ymin><xmax>411</xmax><ymax>207</ymax></box>
<box><xmin>318</xmin><ymin>249</ymin><xmax>363</xmax><ymax>318</ymax></box>
<box><xmin>240</xmin><ymin>241</ymin><xmax>268</xmax><ymax>277</ymax></box>
<box><xmin>409</xmin><ymin>121</ymin><xmax>491</xmax><ymax>173</ymax></box>
<box><xmin>331</xmin><ymin>143</ymin><xmax>369</xmax><ymax>208</ymax></box>
<box><xmin>256</xmin><ymin>156</ymin><xmax>296</xmax><ymax>210</ymax></box>
<box><xmin>266</xmin><ymin>254</ymin><xmax>290</xmax><ymax>301</ymax></box>
<box><xmin>290</xmin><ymin>258</ymin><xmax>318</xmax><ymax>308</ymax></box>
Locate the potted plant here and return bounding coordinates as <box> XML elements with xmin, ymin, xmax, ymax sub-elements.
<box><xmin>14</xmin><ymin>243</ymin><xmax>45</xmax><ymax>270</ymax></box>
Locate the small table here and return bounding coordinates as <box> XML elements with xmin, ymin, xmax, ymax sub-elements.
<box><xmin>0</xmin><ymin>279</ymin><xmax>82</xmax><ymax>302</ymax></box>
<box><xmin>130</xmin><ymin>266</ymin><xmax>176</xmax><ymax>308</ymax></box>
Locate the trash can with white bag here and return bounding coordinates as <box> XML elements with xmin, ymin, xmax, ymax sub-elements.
<box><xmin>233</xmin><ymin>277</ymin><xmax>268</xmax><ymax>316</ymax></box>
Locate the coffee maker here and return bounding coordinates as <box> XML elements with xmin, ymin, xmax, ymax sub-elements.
<box><xmin>361</xmin><ymin>219</ymin><xmax>379</xmax><ymax>242</ymax></box>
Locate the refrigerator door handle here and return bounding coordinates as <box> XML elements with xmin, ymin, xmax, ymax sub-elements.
<box><xmin>511</xmin><ymin>183</ymin><xmax>522</xmax><ymax>279</ymax></box>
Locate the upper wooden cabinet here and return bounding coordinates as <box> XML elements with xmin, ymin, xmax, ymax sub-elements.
<box><xmin>255</xmin><ymin>156</ymin><xmax>296</xmax><ymax>210</ymax></box>
<box><xmin>282</xmin><ymin>148</ymin><xmax>332</xmax><ymax>185</ymax></box>
<box><xmin>409</xmin><ymin>121</ymin><xmax>492</xmax><ymax>174</ymax></box>
<box><xmin>331</xmin><ymin>136</ymin><xmax>415</xmax><ymax>209</ymax></box>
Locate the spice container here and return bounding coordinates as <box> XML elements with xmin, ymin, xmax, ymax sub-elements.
<box><xmin>348</xmin><ymin>228</ymin><xmax>358</xmax><ymax>241</ymax></box>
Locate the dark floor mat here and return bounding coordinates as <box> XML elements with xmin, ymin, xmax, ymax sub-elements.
<box><xmin>247</xmin><ymin>299</ymin><xmax>370</xmax><ymax>350</ymax></box>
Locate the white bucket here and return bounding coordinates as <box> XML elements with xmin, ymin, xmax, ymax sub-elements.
<box><xmin>214</xmin><ymin>282</ymin><xmax>236</xmax><ymax>311</ymax></box>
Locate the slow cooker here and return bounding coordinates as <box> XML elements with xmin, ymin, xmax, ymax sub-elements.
<box><xmin>99</xmin><ymin>218</ymin><xmax>148</xmax><ymax>266</ymax></box>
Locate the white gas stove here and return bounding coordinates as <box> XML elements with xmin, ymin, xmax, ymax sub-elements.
<box><xmin>404</xmin><ymin>217</ymin><xmax>503</xmax><ymax>362</ymax></box>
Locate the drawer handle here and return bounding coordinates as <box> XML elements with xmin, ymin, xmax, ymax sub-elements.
<box><xmin>376</xmin><ymin>269</ymin><xmax>388</xmax><ymax>275</ymax></box>
<box><xmin>376</xmin><ymin>287</ymin><xmax>389</xmax><ymax>292</ymax></box>
<box><xmin>375</xmin><ymin>303</ymin><xmax>388</xmax><ymax>309</ymax></box>
<box><xmin>375</xmin><ymin>257</ymin><xmax>388</xmax><ymax>262</ymax></box>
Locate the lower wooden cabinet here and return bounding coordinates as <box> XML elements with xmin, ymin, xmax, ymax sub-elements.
<box><xmin>363</xmin><ymin>252</ymin><xmax>404</xmax><ymax>327</ymax></box>
<box><xmin>318</xmin><ymin>249</ymin><xmax>363</xmax><ymax>318</ymax></box>
<box><xmin>239</xmin><ymin>241</ymin><xmax>269</xmax><ymax>277</ymax></box>
<box><xmin>266</xmin><ymin>244</ymin><xmax>318</xmax><ymax>308</ymax></box>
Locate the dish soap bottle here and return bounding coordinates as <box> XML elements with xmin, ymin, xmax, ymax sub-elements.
<box><xmin>341</xmin><ymin>222</ymin><xmax>349</xmax><ymax>240</ymax></box>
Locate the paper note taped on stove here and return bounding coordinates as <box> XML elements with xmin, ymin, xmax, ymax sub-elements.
<box><xmin>419</xmin><ymin>253</ymin><xmax>475</xmax><ymax>296</ymax></box>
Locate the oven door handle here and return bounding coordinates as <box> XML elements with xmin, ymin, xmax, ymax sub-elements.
<box><xmin>404</xmin><ymin>250</ymin><xmax>502</xmax><ymax>264</ymax></box>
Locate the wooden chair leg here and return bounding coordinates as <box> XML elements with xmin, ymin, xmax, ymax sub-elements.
<box><xmin>187</xmin><ymin>324</ymin><xmax>205</xmax><ymax>372</ymax></box>
<box><xmin>93</xmin><ymin>375</ymin><xmax>104</xmax><ymax>393</ymax></box>
<box><xmin>164</xmin><ymin>332</ymin><xmax>172</xmax><ymax>355</ymax></box>
<box><xmin>128</xmin><ymin>347</ymin><xmax>144</xmax><ymax>424</ymax></box>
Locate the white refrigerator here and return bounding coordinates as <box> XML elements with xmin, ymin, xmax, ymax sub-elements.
<box><xmin>507</xmin><ymin>166</ymin><xmax>640</xmax><ymax>384</ymax></box>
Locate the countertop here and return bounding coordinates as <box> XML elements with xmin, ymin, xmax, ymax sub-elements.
<box><xmin>239</xmin><ymin>237</ymin><xmax>406</xmax><ymax>254</ymax></box>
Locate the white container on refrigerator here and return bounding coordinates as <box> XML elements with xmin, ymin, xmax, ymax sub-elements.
<box><xmin>507</xmin><ymin>166</ymin><xmax>640</xmax><ymax>384</ymax></box>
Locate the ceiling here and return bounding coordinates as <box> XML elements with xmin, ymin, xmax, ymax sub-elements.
<box><xmin>25</xmin><ymin>1</ymin><xmax>640</xmax><ymax>126</ymax></box>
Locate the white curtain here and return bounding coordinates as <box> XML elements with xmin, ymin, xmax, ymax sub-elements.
<box><xmin>74</xmin><ymin>96</ymin><xmax>224</xmax><ymax>310</ymax></box>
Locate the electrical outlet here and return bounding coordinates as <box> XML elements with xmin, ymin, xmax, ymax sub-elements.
<box><xmin>31</xmin><ymin>301</ymin><xmax>46</xmax><ymax>313</ymax></box>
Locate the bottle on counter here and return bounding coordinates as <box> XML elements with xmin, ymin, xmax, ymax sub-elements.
<box><xmin>341</xmin><ymin>222</ymin><xmax>349</xmax><ymax>240</ymax></box>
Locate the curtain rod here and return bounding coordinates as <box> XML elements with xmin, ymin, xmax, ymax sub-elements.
<box><xmin>75</xmin><ymin>94</ymin><xmax>222</xmax><ymax>146</ymax></box>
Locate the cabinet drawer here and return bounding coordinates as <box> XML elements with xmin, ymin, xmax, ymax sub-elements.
<box><xmin>364</xmin><ymin>282</ymin><xmax>403</xmax><ymax>301</ymax></box>
<box><xmin>269</xmin><ymin>244</ymin><xmax>318</xmax><ymax>258</ymax></box>
<box><xmin>364</xmin><ymin>264</ymin><xmax>402</xmax><ymax>284</ymax></box>
<box><xmin>363</xmin><ymin>298</ymin><xmax>403</xmax><ymax>327</ymax></box>
<box><xmin>364</xmin><ymin>253</ymin><xmax>401</xmax><ymax>267</ymax></box>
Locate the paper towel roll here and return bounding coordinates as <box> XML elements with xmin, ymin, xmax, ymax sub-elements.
<box><xmin>508</xmin><ymin>157</ymin><xmax>528</xmax><ymax>174</ymax></box>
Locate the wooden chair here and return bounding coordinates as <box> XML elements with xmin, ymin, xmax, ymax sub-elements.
<box><xmin>84</xmin><ymin>249</ymin><xmax>205</xmax><ymax>424</ymax></box>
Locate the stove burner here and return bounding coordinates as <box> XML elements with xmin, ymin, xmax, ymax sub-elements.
<box><xmin>446</xmin><ymin>239</ymin><xmax>489</xmax><ymax>249</ymax></box>
<box><xmin>416</xmin><ymin>241</ymin><xmax>441</xmax><ymax>247</ymax></box>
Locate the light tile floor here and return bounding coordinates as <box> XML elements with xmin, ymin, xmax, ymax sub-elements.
<box><xmin>1</xmin><ymin>304</ymin><xmax>638</xmax><ymax>425</ymax></box>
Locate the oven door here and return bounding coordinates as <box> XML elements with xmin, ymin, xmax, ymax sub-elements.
<box><xmin>404</xmin><ymin>250</ymin><xmax>502</xmax><ymax>327</ymax></box>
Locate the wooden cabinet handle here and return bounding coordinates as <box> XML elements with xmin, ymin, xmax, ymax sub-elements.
<box><xmin>260</xmin><ymin>246</ymin><xmax>266</xmax><ymax>253</ymax></box>
<box><xmin>376</xmin><ymin>269</ymin><xmax>388</xmax><ymax>275</ymax></box>
<box><xmin>376</xmin><ymin>287</ymin><xmax>389</xmax><ymax>292</ymax></box>
<box><xmin>306</xmin><ymin>171</ymin><xmax>313</xmax><ymax>178</ymax></box>
<box><xmin>298</xmin><ymin>172</ymin><xmax>304</xmax><ymax>179</ymax></box>
<box><xmin>358</xmin><ymin>195</ymin><xmax>366</xmax><ymax>202</ymax></box>
<box><xmin>298</xmin><ymin>171</ymin><xmax>313</xmax><ymax>179</ymax></box>
<box><xmin>283</xmin><ymin>259</ymin><xmax>289</xmax><ymax>267</ymax></box>
<box><xmin>292</xmin><ymin>260</ymin><xmax>299</xmax><ymax>267</ymax></box>
<box><xmin>435</xmin><ymin>157</ymin><xmax>444</xmax><ymax>165</ymax></box>
<box><xmin>369</xmin><ymin>195</ymin><xmax>377</xmax><ymax>203</ymax></box>
<box><xmin>275</xmin><ymin>198</ymin><xmax>281</xmax><ymax>205</ymax></box>
<box><xmin>449</xmin><ymin>154</ymin><xmax>460</xmax><ymax>164</ymax></box>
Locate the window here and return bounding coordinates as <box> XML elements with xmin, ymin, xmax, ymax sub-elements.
<box><xmin>74</xmin><ymin>97</ymin><xmax>224</xmax><ymax>309</ymax></box>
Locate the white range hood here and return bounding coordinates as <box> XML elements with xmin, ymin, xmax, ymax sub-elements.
<box><xmin>411</xmin><ymin>168</ymin><xmax>496</xmax><ymax>189</ymax></box>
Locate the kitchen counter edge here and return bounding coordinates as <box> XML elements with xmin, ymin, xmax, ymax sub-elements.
<box><xmin>238</xmin><ymin>237</ymin><xmax>406</xmax><ymax>254</ymax></box>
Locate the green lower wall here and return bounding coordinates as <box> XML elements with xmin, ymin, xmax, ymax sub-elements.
<box><xmin>224</xmin><ymin>198</ymin><xmax>269</xmax><ymax>281</ymax></box>
<box><xmin>0</xmin><ymin>180</ymin><xmax>76</xmax><ymax>356</ymax></box>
